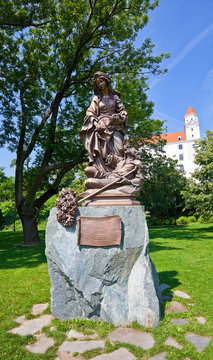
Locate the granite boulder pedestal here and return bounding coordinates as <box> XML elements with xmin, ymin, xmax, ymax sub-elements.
<box><xmin>45</xmin><ymin>205</ymin><xmax>161</xmax><ymax>327</ymax></box>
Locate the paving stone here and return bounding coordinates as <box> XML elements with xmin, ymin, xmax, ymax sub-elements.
<box><xmin>196</xmin><ymin>316</ymin><xmax>206</xmax><ymax>324</ymax></box>
<box><xmin>8</xmin><ymin>315</ymin><xmax>53</xmax><ymax>335</ymax></box>
<box><xmin>148</xmin><ymin>352</ymin><xmax>167</xmax><ymax>360</ymax></box>
<box><xmin>26</xmin><ymin>333</ymin><xmax>54</xmax><ymax>354</ymax></box>
<box><xmin>14</xmin><ymin>315</ymin><xmax>25</xmax><ymax>323</ymax></box>
<box><xmin>173</xmin><ymin>290</ymin><xmax>190</xmax><ymax>299</ymax></box>
<box><xmin>55</xmin><ymin>354</ymin><xmax>78</xmax><ymax>360</ymax></box>
<box><xmin>58</xmin><ymin>340</ymin><xmax>105</xmax><ymax>354</ymax></box>
<box><xmin>67</xmin><ymin>329</ymin><xmax>97</xmax><ymax>339</ymax></box>
<box><xmin>108</xmin><ymin>328</ymin><xmax>155</xmax><ymax>349</ymax></box>
<box><xmin>92</xmin><ymin>348</ymin><xmax>136</xmax><ymax>359</ymax></box>
<box><xmin>166</xmin><ymin>301</ymin><xmax>188</xmax><ymax>313</ymax></box>
<box><xmin>159</xmin><ymin>284</ymin><xmax>170</xmax><ymax>293</ymax></box>
<box><xmin>31</xmin><ymin>303</ymin><xmax>49</xmax><ymax>315</ymax></box>
<box><xmin>171</xmin><ymin>318</ymin><xmax>189</xmax><ymax>325</ymax></box>
<box><xmin>185</xmin><ymin>332</ymin><xmax>211</xmax><ymax>352</ymax></box>
<box><xmin>164</xmin><ymin>337</ymin><xmax>183</xmax><ymax>349</ymax></box>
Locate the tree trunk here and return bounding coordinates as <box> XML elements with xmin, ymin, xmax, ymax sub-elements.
<box><xmin>19</xmin><ymin>207</ymin><xmax>40</xmax><ymax>245</ymax></box>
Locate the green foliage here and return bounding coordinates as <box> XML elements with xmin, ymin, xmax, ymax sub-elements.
<box><xmin>197</xmin><ymin>215</ymin><xmax>208</xmax><ymax>224</ymax></box>
<box><xmin>182</xmin><ymin>130</ymin><xmax>213</xmax><ymax>220</ymax></box>
<box><xmin>0</xmin><ymin>0</ymin><xmax>169</xmax><ymax>243</ymax></box>
<box><xmin>176</xmin><ymin>216</ymin><xmax>188</xmax><ymax>225</ymax></box>
<box><xmin>0</xmin><ymin>209</ymin><xmax>3</xmax><ymax>229</ymax></box>
<box><xmin>0</xmin><ymin>168</ymin><xmax>17</xmax><ymax>230</ymax></box>
<box><xmin>209</xmin><ymin>215</ymin><xmax>213</xmax><ymax>223</ymax></box>
<box><xmin>139</xmin><ymin>155</ymin><xmax>186</xmax><ymax>219</ymax></box>
<box><xmin>187</xmin><ymin>215</ymin><xmax>196</xmax><ymax>223</ymax></box>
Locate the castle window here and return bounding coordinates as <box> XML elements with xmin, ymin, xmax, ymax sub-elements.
<box><xmin>179</xmin><ymin>154</ymin><xmax>184</xmax><ymax>161</ymax></box>
<box><xmin>191</xmin><ymin>128</ymin><xmax>193</xmax><ymax>131</ymax></box>
<box><xmin>180</xmin><ymin>165</ymin><xmax>184</xmax><ymax>171</ymax></box>
<box><xmin>178</xmin><ymin>136</ymin><xmax>182</xmax><ymax>141</ymax></box>
<box><xmin>178</xmin><ymin>144</ymin><xmax>183</xmax><ymax>150</ymax></box>
<box><xmin>192</xmin><ymin>134</ymin><xmax>194</xmax><ymax>138</ymax></box>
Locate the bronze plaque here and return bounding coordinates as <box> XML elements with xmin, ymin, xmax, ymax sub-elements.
<box><xmin>77</xmin><ymin>216</ymin><xmax>122</xmax><ymax>247</ymax></box>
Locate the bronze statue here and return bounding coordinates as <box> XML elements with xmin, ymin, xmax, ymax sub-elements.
<box><xmin>80</xmin><ymin>71</ymin><xmax>128</xmax><ymax>179</ymax></box>
<box><xmin>56</xmin><ymin>72</ymin><xmax>144</xmax><ymax>217</ymax></box>
<box><xmin>85</xmin><ymin>148</ymin><xmax>144</xmax><ymax>194</ymax></box>
<box><xmin>80</xmin><ymin>71</ymin><xmax>144</xmax><ymax>202</ymax></box>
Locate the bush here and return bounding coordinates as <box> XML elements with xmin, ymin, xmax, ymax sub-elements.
<box><xmin>187</xmin><ymin>215</ymin><xmax>196</xmax><ymax>223</ymax></box>
<box><xmin>197</xmin><ymin>215</ymin><xmax>206</xmax><ymax>224</ymax></box>
<box><xmin>197</xmin><ymin>215</ymin><xmax>213</xmax><ymax>223</ymax></box>
<box><xmin>209</xmin><ymin>215</ymin><xmax>213</xmax><ymax>223</ymax></box>
<box><xmin>177</xmin><ymin>216</ymin><xmax>188</xmax><ymax>225</ymax></box>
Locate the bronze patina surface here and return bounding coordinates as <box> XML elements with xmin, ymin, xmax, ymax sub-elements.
<box><xmin>77</xmin><ymin>215</ymin><xmax>122</xmax><ymax>246</ymax></box>
<box><xmin>79</xmin><ymin>71</ymin><xmax>144</xmax><ymax>205</ymax></box>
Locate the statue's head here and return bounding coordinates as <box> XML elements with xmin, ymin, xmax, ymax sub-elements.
<box><xmin>93</xmin><ymin>71</ymin><xmax>121</xmax><ymax>97</ymax></box>
<box><xmin>93</xmin><ymin>71</ymin><xmax>111</xmax><ymax>95</ymax></box>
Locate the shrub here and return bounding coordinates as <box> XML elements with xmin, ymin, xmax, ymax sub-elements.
<box><xmin>164</xmin><ymin>219</ymin><xmax>171</xmax><ymax>225</ymax></box>
<box><xmin>197</xmin><ymin>215</ymin><xmax>206</xmax><ymax>223</ymax></box>
<box><xmin>150</xmin><ymin>217</ymin><xmax>157</xmax><ymax>225</ymax></box>
<box><xmin>177</xmin><ymin>216</ymin><xmax>188</xmax><ymax>225</ymax></box>
<box><xmin>209</xmin><ymin>215</ymin><xmax>213</xmax><ymax>223</ymax></box>
<box><xmin>187</xmin><ymin>215</ymin><xmax>196</xmax><ymax>223</ymax></box>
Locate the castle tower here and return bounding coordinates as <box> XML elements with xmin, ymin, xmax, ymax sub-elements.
<box><xmin>184</xmin><ymin>106</ymin><xmax>200</xmax><ymax>140</ymax></box>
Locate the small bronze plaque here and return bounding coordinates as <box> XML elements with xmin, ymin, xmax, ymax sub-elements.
<box><xmin>77</xmin><ymin>216</ymin><xmax>122</xmax><ymax>247</ymax></box>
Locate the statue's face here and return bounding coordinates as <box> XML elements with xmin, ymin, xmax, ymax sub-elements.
<box><xmin>96</xmin><ymin>77</ymin><xmax>107</xmax><ymax>91</ymax></box>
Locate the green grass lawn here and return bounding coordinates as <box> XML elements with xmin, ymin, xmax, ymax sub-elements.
<box><xmin>0</xmin><ymin>223</ymin><xmax>212</xmax><ymax>359</ymax></box>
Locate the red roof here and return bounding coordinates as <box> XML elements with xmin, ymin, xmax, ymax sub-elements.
<box><xmin>185</xmin><ymin>106</ymin><xmax>196</xmax><ymax>116</ymax></box>
<box><xmin>160</xmin><ymin>131</ymin><xmax>186</xmax><ymax>143</ymax></box>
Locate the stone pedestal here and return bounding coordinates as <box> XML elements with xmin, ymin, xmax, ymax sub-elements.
<box><xmin>45</xmin><ymin>206</ymin><xmax>161</xmax><ymax>327</ymax></box>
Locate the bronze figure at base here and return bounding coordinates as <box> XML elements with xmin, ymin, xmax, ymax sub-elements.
<box><xmin>80</xmin><ymin>71</ymin><xmax>144</xmax><ymax>205</ymax></box>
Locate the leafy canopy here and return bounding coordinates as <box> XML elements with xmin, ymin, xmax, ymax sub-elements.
<box><xmin>0</xmin><ymin>0</ymin><xmax>169</xmax><ymax>217</ymax></box>
<box><xmin>182</xmin><ymin>130</ymin><xmax>213</xmax><ymax>219</ymax></box>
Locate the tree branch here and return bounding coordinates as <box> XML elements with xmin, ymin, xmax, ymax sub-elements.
<box><xmin>1</xmin><ymin>20</ymin><xmax>50</xmax><ymax>28</ymax></box>
<box><xmin>15</xmin><ymin>90</ymin><xmax>26</xmax><ymax>208</ymax></box>
<box><xmin>34</xmin><ymin>168</ymin><xmax>68</xmax><ymax>209</ymax></box>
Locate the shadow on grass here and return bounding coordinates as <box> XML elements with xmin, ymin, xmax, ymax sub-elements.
<box><xmin>149</xmin><ymin>241</ymin><xmax>184</xmax><ymax>253</ymax></box>
<box><xmin>149</xmin><ymin>224</ymin><xmax>213</xmax><ymax>242</ymax></box>
<box><xmin>0</xmin><ymin>230</ymin><xmax>46</xmax><ymax>269</ymax></box>
<box><xmin>158</xmin><ymin>270</ymin><xmax>181</xmax><ymax>319</ymax></box>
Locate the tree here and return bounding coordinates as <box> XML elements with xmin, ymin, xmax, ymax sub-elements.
<box><xmin>0</xmin><ymin>168</ymin><xmax>17</xmax><ymax>230</ymax></box>
<box><xmin>0</xmin><ymin>0</ymin><xmax>168</xmax><ymax>244</ymax></box>
<box><xmin>138</xmin><ymin>155</ymin><xmax>186</xmax><ymax>220</ymax></box>
<box><xmin>182</xmin><ymin>130</ymin><xmax>213</xmax><ymax>220</ymax></box>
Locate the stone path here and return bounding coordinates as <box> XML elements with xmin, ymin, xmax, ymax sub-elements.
<box><xmin>173</xmin><ymin>290</ymin><xmax>191</xmax><ymax>299</ymax></box>
<box><xmin>58</xmin><ymin>340</ymin><xmax>105</xmax><ymax>354</ymax></box>
<box><xmin>108</xmin><ymin>328</ymin><xmax>155</xmax><ymax>349</ymax></box>
<box><xmin>8</xmin><ymin>314</ymin><xmax>53</xmax><ymax>336</ymax></box>
<box><xmin>166</xmin><ymin>301</ymin><xmax>188</xmax><ymax>313</ymax></box>
<box><xmin>25</xmin><ymin>333</ymin><xmax>54</xmax><ymax>354</ymax></box>
<box><xmin>148</xmin><ymin>352</ymin><xmax>167</xmax><ymax>360</ymax></box>
<box><xmin>93</xmin><ymin>348</ymin><xmax>136</xmax><ymax>360</ymax></box>
<box><xmin>164</xmin><ymin>336</ymin><xmax>183</xmax><ymax>349</ymax></box>
<box><xmin>170</xmin><ymin>318</ymin><xmax>189</xmax><ymax>325</ymax></box>
<box><xmin>185</xmin><ymin>332</ymin><xmax>211</xmax><ymax>352</ymax></box>
<box><xmin>7</xmin><ymin>291</ymin><xmax>211</xmax><ymax>358</ymax></box>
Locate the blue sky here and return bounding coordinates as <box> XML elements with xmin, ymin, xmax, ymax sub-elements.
<box><xmin>140</xmin><ymin>0</ymin><xmax>213</xmax><ymax>136</ymax></box>
<box><xmin>1</xmin><ymin>0</ymin><xmax>213</xmax><ymax>176</ymax></box>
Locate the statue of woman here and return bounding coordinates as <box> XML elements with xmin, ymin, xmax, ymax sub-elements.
<box><xmin>80</xmin><ymin>71</ymin><xmax>128</xmax><ymax>179</ymax></box>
